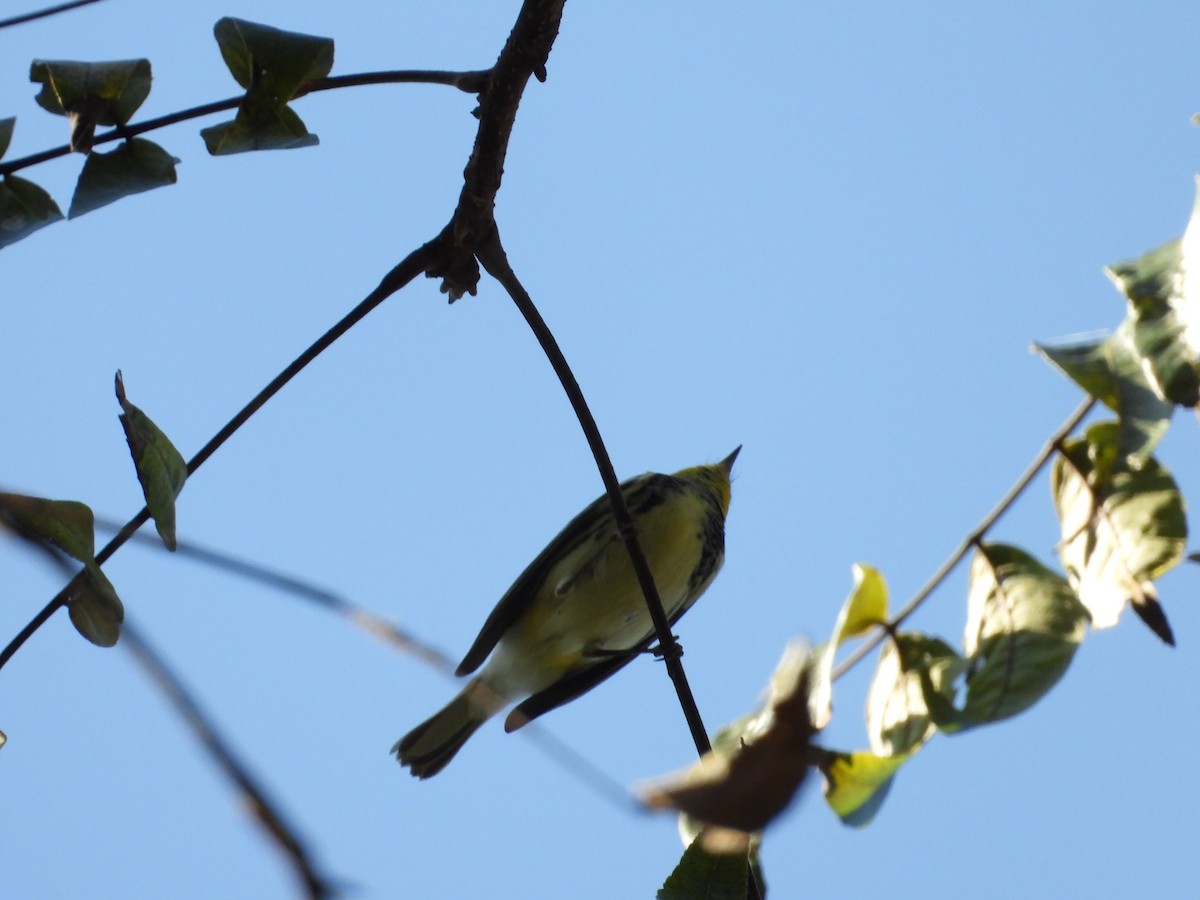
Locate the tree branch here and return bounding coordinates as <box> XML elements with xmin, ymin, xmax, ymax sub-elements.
<box><xmin>121</xmin><ymin>620</ymin><xmax>338</xmax><ymax>899</ymax></box>
<box><xmin>476</xmin><ymin>227</ymin><xmax>714</xmax><ymax>758</ymax></box>
<box><xmin>0</xmin><ymin>69</ymin><xmax>489</xmax><ymax>178</ymax></box>
<box><xmin>0</xmin><ymin>238</ymin><xmax>441</xmax><ymax>672</ymax></box>
<box><xmin>0</xmin><ymin>0</ymin><xmax>106</xmax><ymax>30</ymax></box>
<box><xmin>832</xmin><ymin>396</ymin><xmax>1097</xmax><ymax>680</ymax></box>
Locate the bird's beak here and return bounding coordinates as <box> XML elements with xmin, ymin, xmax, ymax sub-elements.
<box><xmin>720</xmin><ymin>445</ymin><xmax>742</xmax><ymax>473</ymax></box>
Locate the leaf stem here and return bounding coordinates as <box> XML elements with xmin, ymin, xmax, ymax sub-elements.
<box><xmin>0</xmin><ymin>69</ymin><xmax>488</xmax><ymax>177</ymax></box>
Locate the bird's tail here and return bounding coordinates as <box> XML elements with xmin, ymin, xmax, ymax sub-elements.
<box><xmin>393</xmin><ymin>678</ymin><xmax>502</xmax><ymax>778</ymax></box>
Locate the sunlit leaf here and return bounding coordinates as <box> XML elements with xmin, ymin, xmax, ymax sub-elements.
<box><xmin>68</xmin><ymin>139</ymin><xmax>179</xmax><ymax>219</ymax></box>
<box><xmin>866</xmin><ymin>633</ymin><xmax>964</xmax><ymax>755</ymax></box>
<box><xmin>0</xmin><ymin>492</ymin><xmax>95</xmax><ymax>562</ymax></box>
<box><xmin>1104</xmin><ymin>182</ymin><xmax>1200</xmax><ymax>406</ymax></box>
<box><xmin>658</xmin><ymin>838</ymin><xmax>751</xmax><ymax>900</ymax></box>
<box><xmin>115</xmin><ymin>371</ymin><xmax>187</xmax><ymax>550</ymax></box>
<box><xmin>1052</xmin><ymin>422</ymin><xmax>1186</xmax><ymax>644</ymax></box>
<box><xmin>819</xmin><ymin>749</ymin><xmax>911</xmax><ymax>828</ymax></box>
<box><xmin>0</xmin><ymin>174</ymin><xmax>64</xmax><ymax>249</ymax></box>
<box><xmin>30</xmin><ymin>59</ymin><xmax>152</xmax><ymax>152</ymax></box>
<box><xmin>67</xmin><ymin>563</ymin><xmax>124</xmax><ymax>647</ymax></box>
<box><xmin>955</xmin><ymin>543</ymin><xmax>1087</xmax><ymax>727</ymax></box>
<box><xmin>202</xmin><ymin>18</ymin><xmax>333</xmax><ymax>156</ymax></box>
<box><xmin>811</xmin><ymin>563</ymin><xmax>889</xmax><ymax>729</ymax></box>
<box><xmin>1035</xmin><ymin>323</ymin><xmax>1172</xmax><ymax>465</ymax></box>
<box><xmin>642</xmin><ymin>642</ymin><xmax>814</xmax><ymax>834</ymax></box>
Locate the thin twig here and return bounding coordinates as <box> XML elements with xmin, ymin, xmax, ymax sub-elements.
<box><xmin>121</xmin><ymin>620</ymin><xmax>338</xmax><ymax>899</ymax></box>
<box><xmin>832</xmin><ymin>396</ymin><xmax>1097</xmax><ymax>680</ymax></box>
<box><xmin>0</xmin><ymin>0</ymin><xmax>105</xmax><ymax>30</ymax></box>
<box><xmin>0</xmin><ymin>238</ymin><xmax>443</xmax><ymax>673</ymax></box>
<box><xmin>19</xmin><ymin>544</ymin><xmax>336</xmax><ymax>898</ymax></box>
<box><xmin>0</xmin><ymin>69</ymin><xmax>489</xmax><ymax>178</ymax></box>
<box><xmin>476</xmin><ymin>227</ymin><xmax>714</xmax><ymax>758</ymax></box>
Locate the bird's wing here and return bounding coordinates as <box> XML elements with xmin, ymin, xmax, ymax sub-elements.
<box><xmin>455</xmin><ymin>478</ymin><xmax>644</xmax><ymax>676</ymax></box>
<box><xmin>504</xmin><ymin>599</ymin><xmax>692</xmax><ymax>729</ymax></box>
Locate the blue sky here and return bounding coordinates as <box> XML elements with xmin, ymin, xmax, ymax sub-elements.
<box><xmin>3</xmin><ymin>2</ymin><xmax>1199</xmax><ymax>897</ymax></box>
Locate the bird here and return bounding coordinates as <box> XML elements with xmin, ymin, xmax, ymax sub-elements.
<box><xmin>394</xmin><ymin>447</ymin><xmax>740</xmax><ymax>778</ymax></box>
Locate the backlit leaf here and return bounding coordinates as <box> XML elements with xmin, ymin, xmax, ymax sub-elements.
<box><xmin>1035</xmin><ymin>323</ymin><xmax>1172</xmax><ymax>465</ymax></box>
<box><xmin>819</xmin><ymin>749</ymin><xmax>911</xmax><ymax>828</ymax></box>
<box><xmin>956</xmin><ymin>543</ymin><xmax>1087</xmax><ymax>727</ymax></box>
<box><xmin>68</xmin><ymin>139</ymin><xmax>179</xmax><ymax>219</ymax></box>
<box><xmin>203</xmin><ymin>18</ymin><xmax>332</xmax><ymax>155</ymax></box>
<box><xmin>30</xmin><ymin>59</ymin><xmax>152</xmax><ymax>152</ymax></box>
<box><xmin>0</xmin><ymin>174</ymin><xmax>64</xmax><ymax>249</ymax></box>
<box><xmin>658</xmin><ymin>838</ymin><xmax>751</xmax><ymax>900</ymax></box>
<box><xmin>811</xmin><ymin>563</ymin><xmax>889</xmax><ymax>729</ymax></box>
<box><xmin>1104</xmin><ymin>181</ymin><xmax>1200</xmax><ymax>406</ymax></box>
<box><xmin>1052</xmin><ymin>422</ymin><xmax>1186</xmax><ymax>644</ymax></box>
<box><xmin>115</xmin><ymin>371</ymin><xmax>187</xmax><ymax>550</ymax></box>
<box><xmin>0</xmin><ymin>117</ymin><xmax>14</xmax><ymax>158</ymax></box>
<box><xmin>67</xmin><ymin>563</ymin><xmax>124</xmax><ymax>647</ymax></box>
<box><xmin>867</xmin><ymin>633</ymin><xmax>964</xmax><ymax>756</ymax></box>
<box><xmin>0</xmin><ymin>492</ymin><xmax>94</xmax><ymax>562</ymax></box>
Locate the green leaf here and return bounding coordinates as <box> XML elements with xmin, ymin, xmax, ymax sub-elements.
<box><xmin>30</xmin><ymin>59</ymin><xmax>152</xmax><ymax>152</ymax></box>
<box><xmin>1104</xmin><ymin>182</ymin><xmax>1200</xmax><ymax>406</ymax></box>
<box><xmin>115</xmin><ymin>371</ymin><xmax>187</xmax><ymax>550</ymax></box>
<box><xmin>956</xmin><ymin>543</ymin><xmax>1088</xmax><ymax>727</ymax></box>
<box><xmin>0</xmin><ymin>117</ymin><xmax>14</xmax><ymax>158</ymax></box>
<box><xmin>1051</xmin><ymin>422</ymin><xmax>1186</xmax><ymax>644</ymax></box>
<box><xmin>866</xmin><ymin>633</ymin><xmax>964</xmax><ymax>755</ymax></box>
<box><xmin>1035</xmin><ymin>322</ymin><xmax>1173</xmax><ymax>465</ymax></box>
<box><xmin>212</xmin><ymin>18</ymin><xmax>333</xmax><ymax>94</ymax></box>
<box><xmin>68</xmin><ymin>563</ymin><xmax>124</xmax><ymax>647</ymax></box>
<box><xmin>200</xmin><ymin>105</ymin><xmax>318</xmax><ymax>155</ymax></box>
<box><xmin>0</xmin><ymin>492</ymin><xmax>95</xmax><ymax>562</ymax></box>
<box><xmin>811</xmin><ymin>563</ymin><xmax>889</xmax><ymax>729</ymax></box>
<box><xmin>0</xmin><ymin>175</ymin><xmax>64</xmax><ymax>249</ymax></box>
<box><xmin>658</xmin><ymin>838</ymin><xmax>751</xmax><ymax>900</ymax></box>
<box><xmin>819</xmin><ymin>750</ymin><xmax>911</xmax><ymax>828</ymax></box>
<box><xmin>68</xmin><ymin>139</ymin><xmax>179</xmax><ymax>219</ymax></box>
<box><xmin>203</xmin><ymin>18</ymin><xmax>333</xmax><ymax>156</ymax></box>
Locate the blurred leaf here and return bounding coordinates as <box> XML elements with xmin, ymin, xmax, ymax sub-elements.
<box><xmin>0</xmin><ymin>175</ymin><xmax>64</xmax><ymax>249</ymax></box>
<box><xmin>642</xmin><ymin>642</ymin><xmax>814</xmax><ymax>834</ymax></box>
<box><xmin>68</xmin><ymin>139</ymin><xmax>179</xmax><ymax>219</ymax></box>
<box><xmin>0</xmin><ymin>492</ymin><xmax>95</xmax><ymax>562</ymax></box>
<box><xmin>819</xmin><ymin>749</ymin><xmax>911</xmax><ymax>828</ymax></box>
<box><xmin>866</xmin><ymin>633</ymin><xmax>964</xmax><ymax>755</ymax></box>
<box><xmin>811</xmin><ymin>563</ymin><xmax>889</xmax><ymax>728</ymax></box>
<box><xmin>0</xmin><ymin>117</ymin><xmax>14</xmax><ymax>158</ymax></box>
<box><xmin>115</xmin><ymin>371</ymin><xmax>187</xmax><ymax>550</ymax></box>
<box><xmin>202</xmin><ymin>18</ymin><xmax>333</xmax><ymax>156</ymax></box>
<box><xmin>1104</xmin><ymin>182</ymin><xmax>1200</xmax><ymax>406</ymax></box>
<box><xmin>30</xmin><ymin>59</ymin><xmax>152</xmax><ymax>152</ymax></box>
<box><xmin>67</xmin><ymin>564</ymin><xmax>124</xmax><ymax>647</ymax></box>
<box><xmin>658</xmin><ymin>838</ymin><xmax>750</xmax><ymax>900</ymax></box>
<box><xmin>1035</xmin><ymin>323</ymin><xmax>1172</xmax><ymax>465</ymax></box>
<box><xmin>0</xmin><ymin>729</ymin><xmax>6</xmax><ymax>750</ymax></box>
<box><xmin>951</xmin><ymin>544</ymin><xmax>1087</xmax><ymax>728</ymax></box>
<box><xmin>1052</xmin><ymin>422</ymin><xmax>1186</xmax><ymax>644</ymax></box>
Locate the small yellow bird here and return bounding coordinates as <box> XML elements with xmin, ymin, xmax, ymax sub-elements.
<box><xmin>395</xmin><ymin>447</ymin><xmax>740</xmax><ymax>778</ymax></box>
